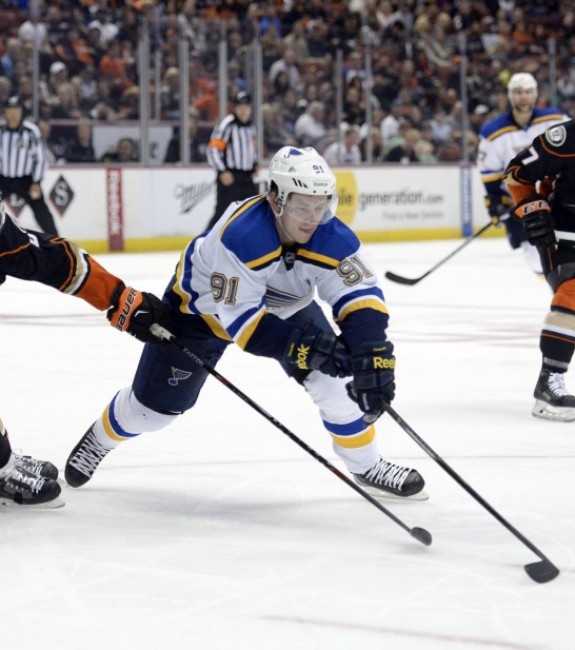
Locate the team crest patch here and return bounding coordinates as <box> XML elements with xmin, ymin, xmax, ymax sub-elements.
<box><xmin>545</xmin><ymin>125</ymin><xmax>567</xmax><ymax>147</ymax></box>
<box><xmin>168</xmin><ymin>367</ymin><xmax>192</xmax><ymax>386</ymax></box>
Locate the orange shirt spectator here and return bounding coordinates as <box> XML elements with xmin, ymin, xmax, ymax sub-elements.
<box><xmin>99</xmin><ymin>40</ymin><xmax>125</xmax><ymax>82</ymax></box>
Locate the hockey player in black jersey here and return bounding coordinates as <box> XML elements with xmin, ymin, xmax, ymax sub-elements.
<box><xmin>65</xmin><ymin>146</ymin><xmax>427</xmax><ymax>501</ymax></box>
<box><xmin>505</xmin><ymin>119</ymin><xmax>575</xmax><ymax>420</ymax></box>
<box><xmin>0</xmin><ymin>197</ymin><xmax>172</xmax><ymax>506</ymax></box>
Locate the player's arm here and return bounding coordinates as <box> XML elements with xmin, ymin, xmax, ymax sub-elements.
<box><xmin>322</xmin><ymin>249</ymin><xmax>396</xmax><ymax>421</ymax></box>
<box><xmin>477</xmin><ymin>133</ymin><xmax>513</xmax><ymax>224</ymax></box>
<box><xmin>0</xmin><ymin>205</ymin><xmax>172</xmax><ymax>343</ymax></box>
<box><xmin>504</xmin><ymin>133</ymin><xmax>563</xmax><ymax>249</ymax></box>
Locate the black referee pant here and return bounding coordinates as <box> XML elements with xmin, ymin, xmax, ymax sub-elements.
<box><xmin>207</xmin><ymin>171</ymin><xmax>259</xmax><ymax>231</ymax></box>
<box><xmin>0</xmin><ymin>175</ymin><xmax>59</xmax><ymax>235</ymax></box>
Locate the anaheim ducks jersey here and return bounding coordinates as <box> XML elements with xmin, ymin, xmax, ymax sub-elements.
<box><xmin>505</xmin><ymin>119</ymin><xmax>575</xmax><ymax>238</ymax></box>
<box><xmin>166</xmin><ymin>194</ymin><xmax>389</xmax><ymax>360</ymax></box>
<box><xmin>477</xmin><ymin>107</ymin><xmax>567</xmax><ymax>202</ymax></box>
<box><xmin>0</xmin><ymin>208</ymin><xmax>122</xmax><ymax>310</ymax></box>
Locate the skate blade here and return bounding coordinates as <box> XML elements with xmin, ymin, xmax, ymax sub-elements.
<box><xmin>532</xmin><ymin>400</ymin><xmax>575</xmax><ymax>422</ymax></box>
<box><xmin>360</xmin><ymin>486</ymin><xmax>430</xmax><ymax>502</ymax></box>
<box><xmin>0</xmin><ymin>496</ymin><xmax>65</xmax><ymax>509</ymax></box>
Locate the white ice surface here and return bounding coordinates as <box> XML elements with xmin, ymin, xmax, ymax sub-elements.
<box><xmin>1</xmin><ymin>237</ymin><xmax>574</xmax><ymax>650</ymax></box>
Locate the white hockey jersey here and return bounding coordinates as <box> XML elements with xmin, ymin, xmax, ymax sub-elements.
<box><xmin>166</xmin><ymin>194</ymin><xmax>389</xmax><ymax>359</ymax></box>
<box><xmin>477</xmin><ymin>107</ymin><xmax>567</xmax><ymax>200</ymax></box>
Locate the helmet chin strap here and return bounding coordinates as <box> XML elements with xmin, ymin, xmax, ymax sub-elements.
<box><xmin>268</xmin><ymin>194</ymin><xmax>296</xmax><ymax>244</ymax></box>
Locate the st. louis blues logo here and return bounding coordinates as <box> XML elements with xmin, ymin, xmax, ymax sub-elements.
<box><xmin>168</xmin><ymin>367</ymin><xmax>192</xmax><ymax>386</ymax></box>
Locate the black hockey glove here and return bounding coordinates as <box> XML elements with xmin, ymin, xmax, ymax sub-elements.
<box><xmin>514</xmin><ymin>195</ymin><xmax>555</xmax><ymax>248</ymax></box>
<box><xmin>346</xmin><ymin>341</ymin><xmax>395</xmax><ymax>424</ymax></box>
<box><xmin>284</xmin><ymin>322</ymin><xmax>351</xmax><ymax>378</ymax></box>
<box><xmin>107</xmin><ymin>284</ymin><xmax>174</xmax><ymax>344</ymax></box>
<box><xmin>485</xmin><ymin>195</ymin><xmax>512</xmax><ymax>225</ymax></box>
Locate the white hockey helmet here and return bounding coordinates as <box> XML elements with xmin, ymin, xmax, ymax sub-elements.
<box><xmin>269</xmin><ymin>146</ymin><xmax>337</xmax><ymax>220</ymax></box>
<box><xmin>507</xmin><ymin>72</ymin><xmax>538</xmax><ymax>98</ymax></box>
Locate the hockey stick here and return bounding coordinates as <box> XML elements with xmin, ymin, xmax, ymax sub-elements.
<box><xmin>385</xmin><ymin>222</ymin><xmax>494</xmax><ymax>286</ymax></box>
<box><xmin>383</xmin><ymin>403</ymin><xmax>559</xmax><ymax>583</ymax></box>
<box><xmin>150</xmin><ymin>325</ymin><xmax>431</xmax><ymax>547</ymax></box>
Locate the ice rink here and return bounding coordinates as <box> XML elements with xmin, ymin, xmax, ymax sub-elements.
<box><xmin>1</xmin><ymin>234</ymin><xmax>574</xmax><ymax>650</ymax></box>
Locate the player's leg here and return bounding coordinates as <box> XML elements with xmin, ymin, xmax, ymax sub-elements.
<box><xmin>283</xmin><ymin>303</ymin><xmax>426</xmax><ymax>499</ymax></box>
<box><xmin>0</xmin><ymin>418</ymin><xmax>62</xmax><ymax>507</ymax></box>
<box><xmin>65</xmin><ymin>320</ymin><xmax>230</xmax><ymax>487</ymax></box>
<box><xmin>533</xmin><ymin>267</ymin><xmax>575</xmax><ymax>421</ymax></box>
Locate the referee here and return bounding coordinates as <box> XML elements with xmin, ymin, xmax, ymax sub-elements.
<box><xmin>206</xmin><ymin>90</ymin><xmax>258</xmax><ymax>230</ymax></box>
<box><xmin>0</xmin><ymin>96</ymin><xmax>59</xmax><ymax>235</ymax></box>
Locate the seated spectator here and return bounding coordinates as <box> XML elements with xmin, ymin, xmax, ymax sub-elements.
<box><xmin>53</xmin><ymin>25</ymin><xmax>93</xmax><ymax>76</ymax></box>
<box><xmin>1</xmin><ymin>38</ymin><xmax>20</xmax><ymax>81</ymax></box>
<box><xmin>0</xmin><ymin>76</ymin><xmax>12</xmax><ymax>110</ymax></box>
<box><xmin>294</xmin><ymin>100</ymin><xmax>327</xmax><ymax>151</ymax></box>
<box><xmin>413</xmin><ymin>138</ymin><xmax>437</xmax><ymax>163</ymax></box>
<box><xmin>116</xmin><ymin>85</ymin><xmax>140</xmax><ymax>120</ymax></box>
<box><xmin>262</xmin><ymin>101</ymin><xmax>297</xmax><ymax>155</ymax></box>
<box><xmin>100</xmin><ymin>137</ymin><xmax>139</xmax><ymax>163</ymax></box>
<box><xmin>384</xmin><ymin>128</ymin><xmax>423</xmax><ymax>164</ymax></box>
<box><xmin>269</xmin><ymin>46</ymin><xmax>301</xmax><ymax>93</ymax></box>
<box><xmin>65</xmin><ymin>118</ymin><xmax>96</xmax><ymax>163</ymax></box>
<box><xmin>71</xmin><ymin>64</ymin><xmax>99</xmax><ymax>112</ymax></box>
<box><xmin>160</xmin><ymin>67</ymin><xmax>181</xmax><ymax>121</ymax></box>
<box><xmin>193</xmin><ymin>80</ymin><xmax>218</xmax><ymax>122</ymax></box>
<box><xmin>164</xmin><ymin>109</ymin><xmax>205</xmax><ymax>163</ymax></box>
<box><xmin>90</xmin><ymin>7</ymin><xmax>120</xmax><ymax>45</ymax></box>
<box><xmin>38</xmin><ymin>119</ymin><xmax>61</xmax><ymax>164</ymax></box>
<box><xmin>98</xmin><ymin>39</ymin><xmax>125</xmax><ymax>84</ymax></box>
<box><xmin>429</xmin><ymin>107</ymin><xmax>453</xmax><ymax>145</ymax></box>
<box><xmin>323</xmin><ymin>126</ymin><xmax>362</xmax><ymax>165</ymax></box>
<box><xmin>42</xmin><ymin>61</ymin><xmax>69</xmax><ymax>104</ymax></box>
<box><xmin>360</xmin><ymin>127</ymin><xmax>386</xmax><ymax>162</ymax></box>
<box><xmin>89</xmin><ymin>79</ymin><xmax>119</xmax><ymax>121</ymax></box>
<box><xmin>51</xmin><ymin>81</ymin><xmax>81</xmax><ymax>120</ymax></box>
<box><xmin>282</xmin><ymin>20</ymin><xmax>309</xmax><ymax>60</ymax></box>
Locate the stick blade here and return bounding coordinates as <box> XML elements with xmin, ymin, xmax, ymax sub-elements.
<box><xmin>411</xmin><ymin>527</ymin><xmax>432</xmax><ymax>546</ymax></box>
<box><xmin>384</xmin><ymin>271</ymin><xmax>421</xmax><ymax>286</ymax></box>
<box><xmin>524</xmin><ymin>560</ymin><xmax>560</xmax><ymax>584</ymax></box>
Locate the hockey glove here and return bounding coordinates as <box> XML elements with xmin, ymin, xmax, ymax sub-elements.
<box><xmin>485</xmin><ymin>195</ymin><xmax>512</xmax><ymax>225</ymax></box>
<box><xmin>107</xmin><ymin>284</ymin><xmax>174</xmax><ymax>344</ymax></box>
<box><xmin>513</xmin><ymin>195</ymin><xmax>555</xmax><ymax>248</ymax></box>
<box><xmin>347</xmin><ymin>341</ymin><xmax>395</xmax><ymax>424</ymax></box>
<box><xmin>284</xmin><ymin>322</ymin><xmax>351</xmax><ymax>378</ymax></box>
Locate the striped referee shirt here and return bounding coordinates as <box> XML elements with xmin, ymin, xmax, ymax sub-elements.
<box><xmin>0</xmin><ymin>118</ymin><xmax>46</xmax><ymax>182</ymax></box>
<box><xmin>207</xmin><ymin>114</ymin><xmax>257</xmax><ymax>173</ymax></box>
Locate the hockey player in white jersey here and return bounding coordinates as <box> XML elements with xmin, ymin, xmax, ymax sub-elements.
<box><xmin>477</xmin><ymin>72</ymin><xmax>567</xmax><ymax>278</ymax></box>
<box><xmin>65</xmin><ymin>146</ymin><xmax>426</xmax><ymax>500</ymax></box>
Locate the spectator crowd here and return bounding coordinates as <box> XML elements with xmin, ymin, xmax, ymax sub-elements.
<box><xmin>0</xmin><ymin>0</ymin><xmax>572</xmax><ymax>165</ymax></box>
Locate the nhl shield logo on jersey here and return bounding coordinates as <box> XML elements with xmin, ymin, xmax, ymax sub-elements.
<box><xmin>545</xmin><ymin>125</ymin><xmax>567</xmax><ymax>147</ymax></box>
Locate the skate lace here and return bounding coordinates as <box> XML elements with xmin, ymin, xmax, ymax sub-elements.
<box><xmin>70</xmin><ymin>430</ymin><xmax>109</xmax><ymax>475</ymax></box>
<box><xmin>13</xmin><ymin>454</ymin><xmax>44</xmax><ymax>475</ymax></box>
<box><xmin>3</xmin><ymin>468</ymin><xmax>46</xmax><ymax>495</ymax></box>
<box><xmin>548</xmin><ymin>373</ymin><xmax>571</xmax><ymax>397</ymax></box>
<box><xmin>364</xmin><ymin>458</ymin><xmax>411</xmax><ymax>490</ymax></box>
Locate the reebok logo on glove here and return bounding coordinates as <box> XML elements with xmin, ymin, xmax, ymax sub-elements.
<box><xmin>295</xmin><ymin>343</ymin><xmax>311</xmax><ymax>370</ymax></box>
<box><xmin>372</xmin><ymin>356</ymin><xmax>395</xmax><ymax>370</ymax></box>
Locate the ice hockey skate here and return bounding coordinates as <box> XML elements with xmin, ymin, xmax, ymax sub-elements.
<box><xmin>0</xmin><ymin>455</ymin><xmax>63</xmax><ymax>508</ymax></box>
<box><xmin>65</xmin><ymin>424</ymin><xmax>111</xmax><ymax>487</ymax></box>
<box><xmin>353</xmin><ymin>457</ymin><xmax>428</xmax><ymax>501</ymax></box>
<box><xmin>532</xmin><ymin>370</ymin><xmax>575</xmax><ymax>422</ymax></box>
<box><xmin>13</xmin><ymin>453</ymin><xmax>59</xmax><ymax>479</ymax></box>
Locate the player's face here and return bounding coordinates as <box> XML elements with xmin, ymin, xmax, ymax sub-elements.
<box><xmin>276</xmin><ymin>193</ymin><xmax>330</xmax><ymax>244</ymax></box>
<box><xmin>510</xmin><ymin>87</ymin><xmax>537</xmax><ymax>114</ymax></box>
